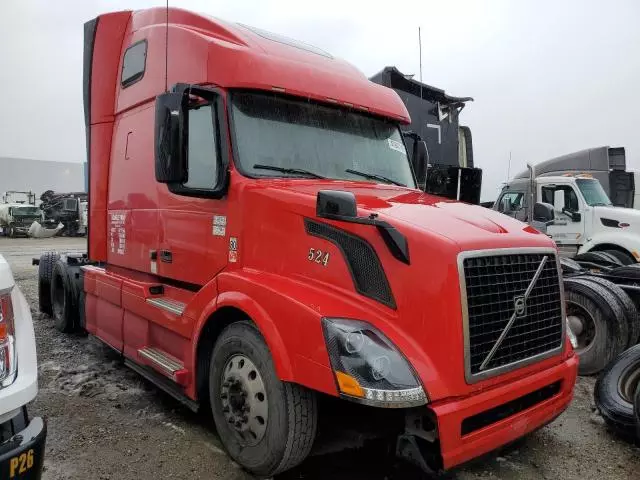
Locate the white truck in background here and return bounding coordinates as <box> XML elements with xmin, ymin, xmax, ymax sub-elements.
<box><xmin>496</xmin><ymin>171</ymin><xmax>640</xmax><ymax>263</ymax></box>
<box><xmin>0</xmin><ymin>254</ymin><xmax>46</xmax><ymax>478</ymax></box>
<box><xmin>0</xmin><ymin>204</ymin><xmax>42</xmax><ymax>238</ymax></box>
<box><xmin>522</xmin><ymin>146</ymin><xmax>640</xmax><ymax>209</ymax></box>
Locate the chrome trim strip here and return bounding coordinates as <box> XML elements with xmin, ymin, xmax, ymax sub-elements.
<box><xmin>458</xmin><ymin>247</ymin><xmax>565</xmax><ymax>384</ymax></box>
<box><xmin>139</xmin><ymin>347</ymin><xmax>183</xmax><ymax>373</ymax></box>
<box><xmin>146</xmin><ymin>297</ymin><xmax>185</xmax><ymax>316</ymax></box>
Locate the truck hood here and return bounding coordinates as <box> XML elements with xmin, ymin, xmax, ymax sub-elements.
<box><xmin>243</xmin><ymin>180</ymin><xmax>560</xmax><ymax>401</ymax></box>
<box><xmin>256</xmin><ymin>181</ymin><xmax>552</xmax><ymax>252</ymax></box>
<box><xmin>595</xmin><ymin>205</ymin><xmax>640</xmax><ymax>226</ymax></box>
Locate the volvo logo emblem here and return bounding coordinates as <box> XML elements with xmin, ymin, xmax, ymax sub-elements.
<box><xmin>514</xmin><ymin>296</ymin><xmax>526</xmax><ymax>317</ymax></box>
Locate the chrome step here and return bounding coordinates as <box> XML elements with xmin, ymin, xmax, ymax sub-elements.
<box><xmin>138</xmin><ymin>347</ymin><xmax>184</xmax><ymax>374</ymax></box>
<box><xmin>146</xmin><ymin>297</ymin><xmax>186</xmax><ymax>315</ymax></box>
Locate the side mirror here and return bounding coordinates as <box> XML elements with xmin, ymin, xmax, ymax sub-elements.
<box><xmin>155</xmin><ymin>92</ymin><xmax>186</xmax><ymax>183</ymax></box>
<box><xmin>564</xmin><ymin>210</ymin><xmax>582</xmax><ymax>222</ymax></box>
<box><xmin>317</xmin><ymin>190</ymin><xmax>357</xmax><ymax>219</ymax></box>
<box><xmin>533</xmin><ymin>202</ymin><xmax>555</xmax><ymax>223</ymax></box>
<box><xmin>414</xmin><ymin>141</ymin><xmax>429</xmax><ymax>189</ymax></box>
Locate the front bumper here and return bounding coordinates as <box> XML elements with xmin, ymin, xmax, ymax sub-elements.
<box><xmin>433</xmin><ymin>354</ymin><xmax>578</xmax><ymax>470</ymax></box>
<box><xmin>0</xmin><ymin>409</ymin><xmax>46</xmax><ymax>479</ymax></box>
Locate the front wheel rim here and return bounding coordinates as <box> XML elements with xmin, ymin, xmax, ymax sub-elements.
<box><xmin>220</xmin><ymin>354</ymin><xmax>268</xmax><ymax>446</ymax></box>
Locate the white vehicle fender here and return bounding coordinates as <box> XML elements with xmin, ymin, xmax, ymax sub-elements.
<box><xmin>578</xmin><ymin>231</ymin><xmax>640</xmax><ymax>259</ymax></box>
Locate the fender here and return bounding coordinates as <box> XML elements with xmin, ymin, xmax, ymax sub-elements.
<box><xmin>579</xmin><ymin>231</ymin><xmax>640</xmax><ymax>259</ymax></box>
<box><xmin>192</xmin><ymin>269</ymin><xmax>450</xmax><ymax>400</ymax></box>
<box><xmin>191</xmin><ymin>287</ymin><xmax>295</xmax><ymax>382</ymax></box>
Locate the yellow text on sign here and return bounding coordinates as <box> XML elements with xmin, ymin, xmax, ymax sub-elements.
<box><xmin>9</xmin><ymin>449</ymin><xmax>34</xmax><ymax>478</ymax></box>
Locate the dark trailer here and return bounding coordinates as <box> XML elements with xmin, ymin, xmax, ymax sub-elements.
<box><xmin>370</xmin><ymin>66</ymin><xmax>474</xmax><ymax>169</ymax></box>
<box><xmin>371</xmin><ymin>67</ymin><xmax>481</xmax><ymax>204</ymax></box>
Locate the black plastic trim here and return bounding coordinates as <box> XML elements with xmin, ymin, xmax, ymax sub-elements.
<box><xmin>461</xmin><ymin>381</ymin><xmax>561</xmax><ymax>435</ymax></box>
<box><xmin>83</xmin><ymin>17</ymin><xmax>98</xmax><ymax>254</ymax></box>
<box><xmin>124</xmin><ymin>359</ymin><xmax>199</xmax><ymax>412</ymax></box>
<box><xmin>304</xmin><ymin>219</ymin><xmax>396</xmax><ymax>308</ymax></box>
<box><xmin>601</xmin><ymin>217</ymin><xmax>621</xmax><ymax>228</ymax></box>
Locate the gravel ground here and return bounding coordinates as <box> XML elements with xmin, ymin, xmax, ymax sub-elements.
<box><xmin>2</xmin><ymin>236</ymin><xmax>639</xmax><ymax>479</ymax></box>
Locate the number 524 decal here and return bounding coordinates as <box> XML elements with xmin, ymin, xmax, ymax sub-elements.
<box><xmin>308</xmin><ymin>248</ymin><xmax>330</xmax><ymax>266</ymax></box>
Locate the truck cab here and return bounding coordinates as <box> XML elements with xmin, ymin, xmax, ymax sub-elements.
<box><xmin>496</xmin><ymin>174</ymin><xmax>640</xmax><ymax>262</ymax></box>
<box><xmin>39</xmin><ymin>7</ymin><xmax>578</xmax><ymax>477</ymax></box>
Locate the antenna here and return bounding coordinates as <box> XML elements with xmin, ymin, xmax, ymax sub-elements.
<box><xmin>418</xmin><ymin>27</ymin><xmax>423</xmax><ymax>99</ymax></box>
<box><xmin>164</xmin><ymin>0</ymin><xmax>169</xmax><ymax>92</ymax></box>
<box><xmin>507</xmin><ymin>151</ymin><xmax>512</xmax><ymax>181</ymax></box>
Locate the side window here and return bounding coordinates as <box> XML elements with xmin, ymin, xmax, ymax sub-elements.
<box><xmin>497</xmin><ymin>192</ymin><xmax>524</xmax><ymax>213</ymax></box>
<box><xmin>565</xmin><ymin>188</ymin><xmax>579</xmax><ymax>211</ymax></box>
<box><xmin>541</xmin><ymin>186</ymin><xmax>554</xmax><ymax>205</ymax></box>
<box><xmin>542</xmin><ymin>185</ymin><xmax>580</xmax><ymax>212</ymax></box>
<box><xmin>121</xmin><ymin>40</ymin><xmax>147</xmax><ymax>87</ymax></box>
<box><xmin>184</xmin><ymin>104</ymin><xmax>218</xmax><ymax>190</ymax></box>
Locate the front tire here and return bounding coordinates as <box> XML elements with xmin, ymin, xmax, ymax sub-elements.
<box><xmin>209</xmin><ymin>321</ymin><xmax>317</xmax><ymax>477</ymax></box>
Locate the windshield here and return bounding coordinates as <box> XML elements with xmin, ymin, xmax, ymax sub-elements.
<box><xmin>231</xmin><ymin>92</ymin><xmax>416</xmax><ymax>188</ymax></box>
<box><xmin>11</xmin><ymin>206</ymin><xmax>39</xmax><ymax>216</ymax></box>
<box><xmin>576</xmin><ymin>178</ymin><xmax>612</xmax><ymax>206</ymax></box>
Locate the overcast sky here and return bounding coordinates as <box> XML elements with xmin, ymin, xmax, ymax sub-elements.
<box><xmin>1</xmin><ymin>0</ymin><xmax>639</xmax><ymax>200</ymax></box>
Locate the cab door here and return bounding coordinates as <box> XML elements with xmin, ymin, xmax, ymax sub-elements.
<box><xmin>156</xmin><ymin>99</ymin><xmax>229</xmax><ymax>286</ymax></box>
<box><xmin>540</xmin><ymin>182</ymin><xmax>586</xmax><ymax>256</ymax></box>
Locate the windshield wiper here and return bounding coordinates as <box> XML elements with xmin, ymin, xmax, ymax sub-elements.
<box><xmin>345</xmin><ymin>168</ymin><xmax>406</xmax><ymax>187</ymax></box>
<box><xmin>253</xmin><ymin>164</ymin><xmax>326</xmax><ymax>179</ymax></box>
<box><xmin>591</xmin><ymin>202</ymin><xmax>611</xmax><ymax>207</ymax></box>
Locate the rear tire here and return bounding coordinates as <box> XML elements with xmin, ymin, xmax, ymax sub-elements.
<box><xmin>603</xmin><ymin>249</ymin><xmax>636</xmax><ymax>266</ymax></box>
<box><xmin>576</xmin><ymin>276</ymin><xmax>639</xmax><ymax>348</ymax></box>
<box><xmin>564</xmin><ymin>278</ymin><xmax>628</xmax><ymax>375</ymax></box>
<box><xmin>209</xmin><ymin>321</ymin><xmax>317</xmax><ymax>477</ymax></box>
<box><xmin>50</xmin><ymin>260</ymin><xmax>78</xmax><ymax>333</ymax></box>
<box><xmin>634</xmin><ymin>382</ymin><xmax>640</xmax><ymax>440</ymax></box>
<box><xmin>595</xmin><ymin>344</ymin><xmax>640</xmax><ymax>439</ymax></box>
<box><xmin>574</xmin><ymin>251</ymin><xmax>621</xmax><ymax>269</ymax></box>
<box><xmin>38</xmin><ymin>252</ymin><xmax>60</xmax><ymax>316</ymax></box>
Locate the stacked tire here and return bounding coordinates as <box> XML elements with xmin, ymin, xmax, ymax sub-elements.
<box><xmin>564</xmin><ymin>276</ymin><xmax>639</xmax><ymax>375</ymax></box>
<box><xmin>594</xmin><ymin>344</ymin><xmax>640</xmax><ymax>441</ymax></box>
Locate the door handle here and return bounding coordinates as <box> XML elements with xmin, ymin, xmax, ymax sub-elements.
<box><xmin>160</xmin><ymin>250</ymin><xmax>172</xmax><ymax>263</ymax></box>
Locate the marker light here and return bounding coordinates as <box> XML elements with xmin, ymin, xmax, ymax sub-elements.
<box><xmin>322</xmin><ymin>318</ymin><xmax>427</xmax><ymax>408</ymax></box>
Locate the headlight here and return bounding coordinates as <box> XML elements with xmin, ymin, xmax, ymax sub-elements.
<box><xmin>322</xmin><ymin>318</ymin><xmax>427</xmax><ymax>408</ymax></box>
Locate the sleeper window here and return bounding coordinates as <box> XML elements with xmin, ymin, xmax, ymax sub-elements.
<box><xmin>121</xmin><ymin>41</ymin><xmax>147</xmax><ymax>87</ymax></box>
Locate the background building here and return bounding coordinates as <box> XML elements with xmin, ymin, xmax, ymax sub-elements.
<box><xmin>0</xmin><ymin>157</ymin><xmax>84</xmax><ymax>203</ymax></box>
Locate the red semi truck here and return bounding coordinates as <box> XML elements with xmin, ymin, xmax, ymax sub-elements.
<box><xmin>38</xmin><ymin>7</ymin><xmax>578</xmax><ymax>476</ymax></box>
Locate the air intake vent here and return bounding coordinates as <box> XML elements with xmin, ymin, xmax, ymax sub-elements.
<box><xmin>305</xmin><ymin>219</ymin><xmax>395</xmax><ymax>309</ymax></box>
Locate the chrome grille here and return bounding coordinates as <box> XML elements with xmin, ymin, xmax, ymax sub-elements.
<box><xmin>459</xmin><ymin>249</ymin><xmax>564</xmax><ymax>383</ymax></box>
